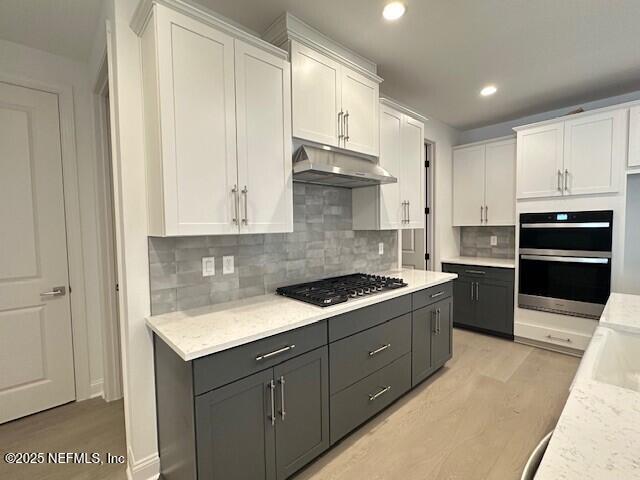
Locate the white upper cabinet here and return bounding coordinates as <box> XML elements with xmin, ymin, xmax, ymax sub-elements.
<box><xmin>340</xmin><ymin>68</ymin><xmax>379</xmax><ymax>156</ymax></box>
<box><xmin>628</xmin><ymin>105</ymin><xmax>640</xmax><ymax>169</ymax></box>
<box><xmin>290</xmin><ymin>41</ymin><xmax>380</xmax><ymax>156</ymax></box>
<box><xmin>563</xmin><ymin>109</ymin><xmax>625</xmax><ymax>195</ymax></box>
<box><xmin>453</xmin><ymin>138</ymin><xmax>516</xmax><ymax>227</ymax></box>
<box><xmin>353</xmin><ymin>100</ymin><xmax>425</xmax><ymax>230</ymax></box>
<box><xmin>516</xmin><ymin>123</ymin><xmax>564</xmax><ymax>199</ymax></box>
<box><xmin>515</xmin><ymin>107</ymin><xmax>627</xmax><ymax>199</ymax></box>
<box><xmin>453</xmin><ymin>144</ymin><xmax>486</xmax><ymax>226</ymax></box>
<box><xmin>137</xmin><ymin>3</ymin><xmax>292</xmax><ymax>236</ymax></box>
<box><xmin>484</xmin><ymin>139</ymin><xmax>516</xmax><ymax>225</ymax></box>
<box><xmin>291</xmin><ymin>42</ymin><xmax>341</xmax><ymax>148</ymax></box>
<box><xmin>235</xmin><ymin>41</ymin><xmax>293</xmax><ymax>234</ymax></box>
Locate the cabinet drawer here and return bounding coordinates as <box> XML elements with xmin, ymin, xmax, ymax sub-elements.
<box><xmin>442</xmin><ymin>263</ymin><xmax>514</xmax><ymax>282</ymax></box>
<box><xmin>193</xmin><ymin>321</ymin><xmax>327</xmax><ymax>395</ymax></box>
<box><xmin>330</xmin><ymin>353</ymin><xmax>411</xmax><ymax>444</ymax></box>
<box><xmin>329</xmin><ymin>313</ymin><xmax>411</xmax><ymax>394</ymax></box>
<box><xmin>412</xmin><ymin>282</ymin><xmax>453</xmax><ymax>310</ymax></box>
<box><xmin>328</xmin><ymin>294</ymin><xmax>411</xmax><ymax>342</ymax></box>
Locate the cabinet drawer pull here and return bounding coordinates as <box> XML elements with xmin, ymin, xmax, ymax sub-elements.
<box><xmin>475</xmin><ymin>282</ymin><xmax>480</xmax><ymax>301</ymax></box>
<box><xmin>546</xmin><ymin>334</ymin><xmax>572</xmax><ymax>343</ymax></box>
<box><xmin>368</xmin><ymin>343</ymin><xmax>391</xmax><ymax>357</ymax></box>
<box><xmin>557</xmin><ymin>170</ymin><xmax>563</xmax><ymax>192</ymax></box>
<box><xmin>368</xmin><ymin>385</ymin><xmax>391</xmax><ymax>402</ymax></box>
<box><xmin>241</xmin><ymin>186</ymin><xmax>248</xmax><ymax>225</ymax></box>
<box><xmin>279</xmin><ymin>376</ymin><xmax>286</xmax><ymax>421</ymax></box>
<box><xmin>564</xmin><ymin>169</ymin><xmax>569</xmax><ymax>191</ymax></box>
<box><xmin>256</xmin><ymin>344</ymin><xmax>295</xmax><ymax>361</ymax></box>
<box><xmin>232</xmin><ymin>185</ymin><xmax>239</xmax><ymax>224</ymax></box>
<box><xmin>430</xmin><ymin>291</ymin><xmax>445</xmax><ymax>299</ymax></box>
<box><xmin>268</xmin><ymin>379</ymin><xmax>276</xmax><ymax>427</ymax></box>
<box><xmin>344</xmin><ymin>110</ymin><xmax>349</xmax><ymax>141</ymax></box>
<box><xmin>338</xmin><ymin>111</ymin><xmax>343</xmax><ymax>139</ymax></box>
<box><xmin>465</xmin><ymin>269</ymin><xmax>486</xmax><ymax>275</ymax></box>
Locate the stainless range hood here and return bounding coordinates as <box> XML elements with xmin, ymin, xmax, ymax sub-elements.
<box><xmin>292</xmin><ymin>145</ymin><xmax>397</xmax><ymax>188</ymax></box>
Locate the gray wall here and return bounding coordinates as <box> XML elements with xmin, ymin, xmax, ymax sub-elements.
<box><xmin>149</xmin><ymin>184</ymin><xmax>398</xmax><ymax>315</ymax></box>
<box><xmin>459</xmin><ymin>226</ymin><xmax>515</xmax><ymax>259</ymax></box>
<box><xmin>458</xmin><ymin>89</ymin><xmax>640</xmax><ymax>144</ymax></box>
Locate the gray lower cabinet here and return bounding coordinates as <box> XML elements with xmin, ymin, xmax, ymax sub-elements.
<box><xmin>411</xmin><ymin>297</ymin><xmax>453</xmax><ymax>386</ymax></box>
<box><xmin>442</xmin><ymin>263</ymin><xmax>514</xmax><ymax>338</ymax></box>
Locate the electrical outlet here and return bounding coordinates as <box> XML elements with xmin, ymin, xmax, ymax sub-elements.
<box><xmin>490</xmin><ymin>235</ymin><xmax>498</xmax><ymax>247</ymax></box>
<box><xmin>202</xmin><ymin>257</ymin><xmax>215</xmax><ymax>277</ymax></box>
<box><xmin>223</xmin><ymin>255</ymin><xmax>234</xmax><ymax>274</ymax></box>
<box><xmin>378</xmin><ymin>242</ymin><xmax>384</xmax><ymax>255</ymax></box>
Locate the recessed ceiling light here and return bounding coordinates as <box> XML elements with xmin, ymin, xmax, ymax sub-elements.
<box><xmin>383</xmin><ymin>2</ymin><xmax>406</xmax><ymax>21</ymax></box>
<box><xmin>480</xmin><ymin>85</ymin><xmax>497</xmax><ymax>96</ymax></box>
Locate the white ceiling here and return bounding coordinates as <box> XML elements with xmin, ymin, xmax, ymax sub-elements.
<box><xmin>198</xmin><ymin>0</ymin><xmax>640</xmax><ymax>130</ymax></box>
<box><xmin>0</xmin><ymin>0</ymin><xmax>103</xmax><ymax>63</ymax></box>
<box><xmin>1</xmin><ymin>0</ymin><xmax>639</xmax><ymax>129</ymax></box>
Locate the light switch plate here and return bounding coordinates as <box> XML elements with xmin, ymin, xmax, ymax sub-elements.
<box><xmin>223</xmin><ymin>255</ymin><xmax>234</xmax><ymax>275</ymax></box>
<box><xmin>378</xmin><ymin>242</ymin><xmax>384</xmax><ymax>255</ymax></box>
<box><xmin>202</xmin><ymin>257</ymin><xmax>215</xmax><ymax>277</ymax></box>
<box><xmin>490</xmin><ymin>235</ymin><xmax>498</xmax><ymax>247</ymax></box>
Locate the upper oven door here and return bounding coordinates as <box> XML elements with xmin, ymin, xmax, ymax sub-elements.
<box><xmin>519</xmin><ymin>210</ymin><xmax>613</xmax><ymax>253</ymax></box>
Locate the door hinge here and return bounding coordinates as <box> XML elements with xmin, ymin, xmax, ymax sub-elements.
<box><xmin>115</xmin><ymin>283</ymin><xmax>119</xmax><ymax>292</ymax></box>
<box><xmin>68</xmin><ymin>285</ymin><xmax>72</xmax><ymax>294</ymax></box>
<box><xmin>425</xmin><ymin>253</ymin><xmax>430</xmax><ymax>261</ymax></box>
<box><xmin>425</xmin><ymin>160</ymin><xmax>430</xmax><ymax>168</ymax></box>
<box><xmin>425</xmin><ymin>207</ymin><xmax>430</xmax><ymax>215</ymax></box>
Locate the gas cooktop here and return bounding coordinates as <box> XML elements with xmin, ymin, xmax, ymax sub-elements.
<box><xmin>276</xmin><ymin>273</ymin><xmax>408</xmax><ymax>307</ymax></box>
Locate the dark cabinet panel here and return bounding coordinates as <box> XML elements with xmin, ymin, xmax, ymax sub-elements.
<box><xmin>273</xmin><ymin>347</ymin><xmax>329</xmax><ymax>480</ymax></box>
<box><xmin>195</xmin><ymin>369</ymin><xmax>276</xmax><ymax>480</ymax></box>
<box><xmin>431</xmin><ymin>298</ymin><xmax>453</xmax><ymax>368</ymax></box>
<box><xmin>451</xmin><ymin>275</ymin><xmax>477</xmax><ymax>328</ymax></box>
<box><xmin>411</xmin><ymin>305</ymin><xmax>434</xmax><ymax>386</ymax></box>
<box><xmin>476</xmin><ymin>280</ymin><xmax>514</xmax><ymax>336</ymax></box>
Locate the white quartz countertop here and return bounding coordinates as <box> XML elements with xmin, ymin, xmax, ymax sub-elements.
<box><xmin>536</xmin><ymin>292</ymin><xmax>640</xmax><ymax>479</ymax></box>
<box><xmin>440</xmin><ymin>256</ymin><xmax>515</xmax><ymax>269</ymax></box>
<box><xmin>146</xmin><ymin>269</ymin><xmax>457</xmax><ymax>361</ymax></box>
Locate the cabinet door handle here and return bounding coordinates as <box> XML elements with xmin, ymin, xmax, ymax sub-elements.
<box><xmin>279</xmin><ymin>376</ymin><xmax>286</xmax><ymax>421</ymax></box>
<box><xmin>484</xmin><ymin>205</ymin><xmax>488</xmax><ymax>224</ymax></box>
<box><xmin>470</xmin><ymin>283</ymin><xmax>474</xmax><ymax>301</ymax></box>
<box><xmin>546</xmin><ymin>334</ymin><xmax>572</xmax><ymax>343</ymax></box>
<box><xmin>369</xmin><ymin>343</ymin><xmax>391</xmax><ymax>357</ymax></box>
<box><xmin>268</xmin><ymin>380</ymin><xmax>276</xmax><ymax>427</ymax></box>
<box><xmin>241</xmin><ymin>186</ymin><xmax>248</xmax><ymax>225</ymax></box>
<box><xmin>557</xmin><ymin>170</ymin><xmax>563</xmax><ymax>192</ymax></box>
<box><xmin>480</xmin><ymin>205</ymin><xmax>483</xmax><ymax>223</ymax></box>
<box><xmin>407</xmin><ymin>201</ymin><xmax>410</xmax><ymax>223</ymax></box>
<box><xmin>475</xmin><ymin>282</ymin><xmax>480</xmax><ymax>301</ymax></box>
<box><xmin>338</xmin><ymin>111</ymin><xmax>343</xmax><ymax>139</ymax></box>
<box><xmin>564</xmin><ymin>169</ymin><xmax>569</xmax><ymax>191</ymax></box>
<box><xmin>438</xmin><ymin>308</ymin><xmax>442</xmax><ymax>334</ymax></box>
<box><xmin>256</xmin><ymin>344</ymin><xmax>295</xmax><ymax>361</ymax></box>
<box><xmin>368</xmin><ymin>385</ymin><xmax>391</xmax><ymax>402</ymax></box>
<box><xmin>465</xmin><ymin>270</ymin><xmax>486</xmax><ymax>275</ymax></box>
<box><xmin>232</xmin><ymin>185</ymin><xmax>239</xmax><ymax>224</ymax></box>
<box><xmin>344</xmin><ymin>110</ymin><xmax>349</xmax><ymax>141</ymax></box>
<box><xmin>431</xmin><ymin>291</ymin><xmax>445</xmax><ymax>299</ymax></box>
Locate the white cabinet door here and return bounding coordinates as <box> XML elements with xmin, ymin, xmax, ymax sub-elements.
<box><xmin>291</xmin><ymin>41</ymin><xmax>341</xmax><ymax>147</ymax></box>
<box><xmin>453</xmin><ymin>145</ymin><xmax>486</xmax><ymax>226</ymax></box>
<box><xmin>630</xmin><ymin>105</ymin><xmax>640</xmax><ymax>168</ymax></box>
<box><xmin>378</xmin><ymin>105</ymin><xmax>403</xmax><ymax>229</ymax></box>
<box><xmin>484</xmin><ymin>138</ymin><xmax>516</xmax><ymax>225</ymax></box>
<box><xmin>341</xmin><ymin>67</ymin><xmax>379</xmax><ymax>156</ymax></box>
<box><xmin>516</xmin><ymin>123</ymin><xmax>564</xmax><ymax>199</ymax></box>
<box><xmin>235</xmin><ymin>40</ymin><xmax>293</xmax><ymax>234</ymax></box>
<box><xmin>157</xmin><ymin>10</ymin><xmax>238</xmax><ymax>235</ymax></box>
<box><xmin>563</xmin><ymin>109</ymin><xmax>625</xmax><ymax>195</ymax></box>
<box><xmin>401</xmin><ymin>116</ymin><xmax>425</xmax><ymax>229</ymax></box>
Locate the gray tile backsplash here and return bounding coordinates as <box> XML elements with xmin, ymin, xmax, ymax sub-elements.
<box><xmin>459</xmin><ymin>226</ymin><xmax>515</xmax><ymax>259</ymax></box>
<box><xmin>149</xmin><ymin>184</ymin><xmax>398</xmax><ymax>315</ymax></box>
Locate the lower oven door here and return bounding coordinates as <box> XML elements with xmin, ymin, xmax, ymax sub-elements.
<box><xmin>518</xmin><ymin>253</ymin><xmax>611</xmax><ymax>318</ymax></box>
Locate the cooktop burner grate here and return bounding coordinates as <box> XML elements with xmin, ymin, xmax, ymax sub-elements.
<box><xmin>276</xmin><ymin>273</ymin><xmax>407</xmax><ymax>307</ymax></box>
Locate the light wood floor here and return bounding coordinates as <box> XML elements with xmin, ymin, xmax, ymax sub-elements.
<box><xmin>0</xmin><ymin>397</ymin><xmax>127</xmax><ymax>480</ymax></box>
<box><xmin>0</xmin><ymin>329</ymin><xmax>578</xmax><ymax>480</ymax></box>
<box><xmin>294</xmin><ymin>328</ymin><xmax>579</xmax><ymax>480</ymax></box>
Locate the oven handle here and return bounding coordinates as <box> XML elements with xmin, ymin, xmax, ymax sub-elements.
<box><xmin>520</xmin><ymin>222</ymin><xmax>610</xmax><ymax>229</ymax></box>
<box><xmin>519</xmin><ymin>248</ymin><xmax>612</xmax><ymax>258</ymax></box>
<box><xmin>520</xmin><ymin>254</ymin><xmax>609</xmax><ymax>264</ymax></box>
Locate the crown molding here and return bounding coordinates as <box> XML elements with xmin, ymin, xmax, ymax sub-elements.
<box><xmin>380</xmin><ymin>97</ymin><xmax>428</xmax><ymax>123</ymax></box>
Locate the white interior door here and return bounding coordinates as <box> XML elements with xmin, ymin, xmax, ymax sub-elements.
<box><xmin>563</xmin><ymin>109</ymin><xmax>625</xmax><ymax>196</ymax></box>
<box><xmin>484</xmin><ymin>138</ymin><xmax>516</xmax><ymax>225</ymax></box>
<box><xmin>378</xmin><ymin>104</ymin><xmax>403</xmax><ymax>229</ymax></box>
<box><xmin>402</xmin><ymin>116</ymin><xmax>425</xmax><ymax>229</ymax></box>
<box><xmin>516</xmin><ymin>123</ymin><xmax>564</xmax><ymax>199</ymax></box>
<box><xmin>291</xmin><ymin>41</ymin><xmax>341</xmax><ymax>147</ymax></box>
<box><xmin>452</xmin><ymin>144</ymin><xmax>485</xmax><ymax>226</ymax></box>
<box><xmin>235</xmin><ymin>40</ymin><xmax>292</xmax><ymax>234</ymax></box>
<box><xmin>0</xmin><ymin>82</ymin><xmax>75</xmax><ymax>423</ymax></box>
<box><xmin>159</xmin><ymin>11</ymin><xmax>238</xmax><ymax>235</ymax></box>
<box><xmin>341</xmin><ymin>67</ymin><xmax>379</xmax><ymax>156</ymax></box>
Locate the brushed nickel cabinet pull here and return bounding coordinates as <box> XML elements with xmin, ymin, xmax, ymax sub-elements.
<box><xmin>241</xmin><ymin>186</ymin><xmax>248</xmax><ymax>225</ymax></box>
<box><xmin>279</xmin><ymin>376</ymin><xmax>286</xmax><ymax>421</ymax></box>
<box><xmin>369</xmin><ymin>343</ymin><xmax>391</xmax><ymax>357</ymax></box>
<box><xmin>256</xmin><ymin>344</ymin><xmax>295</xmax><ymax>361</ymax></box>
<box><xmin>344</xmin><ymin>111</ymin><xmax>350</xmax><ymax>141</ymax></box>
<box><xmin>465</xmin><ymin>270</ymin><xmax>486</xmax><ymax>275</ymax></box>
<box><xmin>546</xmin><ymin>334</ymin><xmax>572</xmax><ymax>343</ymax></box>
<box><xmin>564</xmin><ymin>169</ymin><xmax>569</xmax><ymax>191</ymax></box>
<box><xmin>368</xmin><ymin>385</ymin><xmax>391</xmax><ymax>402</ymax></box>
<box><xmin>232</xmin><ymin>185</ymin><xmax>239</xmax><ymax>224</ymax></box>
<box><xmin>338</xmin><ymin>111</ymin><xmax>343</xmax><ymax>139</ymax></box>
<box><xmin>268</xmin><ymin>380</ymin><xmax>276</xmax><ymax>427</ymax></box>
<box><xmin>431</xmin><ymin>291</ymin><xmax>445</xmax><ymax>299</ymax></box>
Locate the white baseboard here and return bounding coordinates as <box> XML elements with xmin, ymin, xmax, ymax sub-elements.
<box><xmin>126</xmin><ymin>449</ymin><xmax>160</xmax><ymax>480</ymax></box>
<box><xmin>90</xmin><ymin>379</ymin><xmax>104</xmax><ymax>399</ymax></box>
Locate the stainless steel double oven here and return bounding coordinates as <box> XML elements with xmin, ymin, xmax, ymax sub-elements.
<box><xmin>518</xmin><ymin>210</ymin><xmax>613</xmax><ymax>319</ymax></box>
